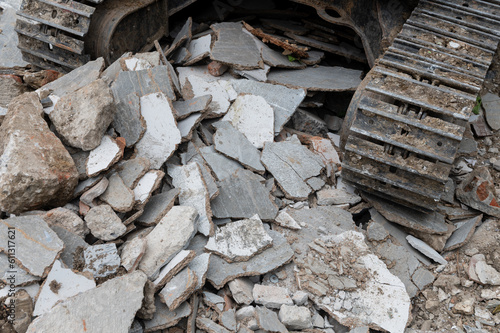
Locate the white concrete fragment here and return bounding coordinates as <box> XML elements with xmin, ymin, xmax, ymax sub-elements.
<box><xmin>135</xmin><ymin>93</ymin><xmax>181</xmax><ymax>169</ymax></box>
<box><xmin>253</xmin><ymin>284</ymin><xmax>293</xmax><ymax>309</ymax></box>
<box><xmin>33</xmin><ymin>260</ymin><xmax>96</xmax><ymax>316</ymax></box>
<box><xmin>182</xmin><ymin>75</ymin><xmax>231</xmax><ymax>117</ymax></box>
<box><xmin>274</xmin><ymin>208</ymin><xmax>302</xmax><ymax>230</ymax></box>
<box><xmin>475</xmin><ymin>261</ymin><xmax>500</xmax><ymax>285</ymax></box>
<box><xmin>185</xmin><ymin>35</ymin><xmax>211</xmax><ymax>66</ymax></box>
<box><xmin>278</xmin><ymin>305</ymin><xmax>312</xmax><ymax>330</ymax></box>
<box><xmin>83</xmin><ymin>243</ymin><xmax>121</xmax><ymax>278</ymax></box>
<box><xmin>133</xmin><ymin>170</ymin><xmax>165</xmax><ymax>205</ymax></box>
<box><xmin>168</xmin><ymin>163</ymin><xmax>213</xmax><ymax>236</ymax></box>
<box><xmin>153</xmin><ymin>250</ymin><xmax>195</xmax><ymax>291</ymax></box>
<box><xmin>222</xmin><ymin>94</ymin><xmax>274</xmax><ymax>148</ymax></box>
<box><xmin>178</xmin><ymin>113</ymin><xmax>203</xmax><ymax>141</ymax></box>
<box><xmin>86</xmin><ymin>135</ymin><xmax>122</xmax><ymax>177</ymax></box>
<box><xmin>406</xmin><ymin>235</ymin><xmax>447</xmax><ymax>265</ymax></box>
<box><xmin>205</xmin><ymin>216</ymin><xmax>273</xmax><ymax>262</ymax></box>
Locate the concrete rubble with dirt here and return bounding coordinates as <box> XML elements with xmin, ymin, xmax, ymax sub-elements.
<box><xmin>1</xmin><ymin>2</ymin><xmax>500</xmax><ymax>333</ymax></box>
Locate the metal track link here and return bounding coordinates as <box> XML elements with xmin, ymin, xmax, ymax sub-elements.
<box><xmin>341</xmin><ymin>0</ymin><xmax>500</xmax><ymax>212</ymax></box>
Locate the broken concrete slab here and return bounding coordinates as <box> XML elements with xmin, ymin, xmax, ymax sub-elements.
<box><xmin>255</xmin><ymin>306</ymin><xmax>288</xmax><ymax>333</ymax></box>
<box><xmin>444</xmin><ymin>215</ymin><xmax>482</xmax><ymax>251</ymax></box>
<box><xmin>302</xmin><ymin>50</ymin><xmax>325</xmax><ymax>65</ymax></box>
<box><xmin>412</xmin><ymin>266</ymin><xmax>435</xmax><ymax>291</ymax></box>
<box><xmin>206</xmin><ymin>229</ymin><xmax>294</xmax><ymax>289</ymax></box>
<box><xmin>144</xmin><ymin>297</ymin><xmax>191</xmax><ymax>332</ymax></box>
<box><xmin>153</xmin><ymin>250</ymin><xmax>196</xmax><ymax>291</ymax></box>
<box><xmin>234</xmin><ymin>64</ymin><xmax>271</xmax><ymax>82</ymax></box>
<box><xmin>210</xmin><ymin>22</ymin><xmax>262</xmax><ymax>70</ymax></box>
<box><xmin>0</xmin><ymin>93</ymin><xmax>79</xmax><ymax>214</ymax></box>
<box><xmin>364</xmin><ymin>194</ymin><xmax>449</xmax><ymax>234</ymax></box>
<box><xmin>0</xmin><ymin>215</ymin><xmax>63</xmax><ymax>277</ymax></box>
<box><xmin>82</xmin><ymin>243</ymin><xmax>120</xmax><ymax>278</ymax></box>
<box><xmin>27</xmin><ymin>271</ymin><xmax>147</xmax><ymax>333</ymax></box>
<box><xmin>0</xmin><ymin>252</ymin><xmax>40</xmax><ymax>286</ymax></box>
<box><xmin>188</xmin><ymin>253</ymin><xmax>211</xmax><ymax>291</ymax></box>
<box><xmin>133</xmin><ymin>170</ymin><xmax>165</xmax><ymax>206</ymax></box>
<box><xmin>317</xmin><ymin>188</ymin><xmax>362</xmax><ymax>206</ymax></box>
<box><xmin>222</xmin><ymin>94</ymin><xmax>274</xmax><ymax>149</ymax></box>
<box><xmin>406</xmin><ymin>235</ymin><xmax>447</xmax><ymax>265</ymax></box>
<box><xmin>120</xmin><ymin>236</ymin><xmax>147</xmax><ymax>272</ymax></box>
<box><xmin>80</xmin><ymin>176</ymin><xmax>108</xmax><ymax>208</ymax></box>
<box><xmin>213</xmin><ymin>121</ymin><xmax>265</xmax><ymax>173</ymax></box>
<box><xmin>159</xmin><ymin>267</ymin><xmax>198</xmax><ymax>310</ymax></box>
<box><xmin>268</xmin><ymin>66</ymin><xmax>362</xmax><ymax>92</ymax></box>
<box><xmin>41</xmin><ymin>58</ymin><xmax>104</xmax><ymax>97</ymax></box>
<box><xmin>456</xmin><ymin>166</ymin><xmax>500</xmax><ymax>218</ymax></box>
<box><xmin>181</xmin><ymin>74</ymin><xmax>231</xmax><ymax>118</ymax></box>
<box><xmin>99</xmin><ymin>173</ymin><xmax>135</xmax><ymax>212</ymax></box>
<box><xmin>168</xmin><ymin>163</ymin><xmax>214</xmax><ymax>236</ymax></box>
<box><xmin>253</xmin><ymin>284</ymin><xmax>293</xmax><ymax>309</ymax></box>
<box><xmin>86</xmin><ymin>135</ymin><xmax>123</xmax><ymax>177</ymax></box>
<box><xmin>112</xmin><ymin>92</ymin><xmax>146</xmax><ymax>148</ymax></box>
<box><xmin>279</xmin><ymin>305</ymin><xmax>312</xmax><ymax>330</ymax></box>
<box><xmin>50</xmin><ymin>226</ymin><xmax>88</xmax><ymax>269</ymax></box>
<box><xmin>196</xmin><ymin>317</ymin><xmax>231</xmax><ymax>333</ymax></box>
<box><xmin>85</xmin><ymin>204</ymin><xmax>126</xmax><ymax>241</ymax></box>
<box><xmin>139</xmin><ymin>206</ymin><xmax>198</xmax><ymax>279</ymax></box>
<box><xmin>303</xmin><ymin>231</ymin><xmax>411</xmax><ymax>333</ymax></box>
<box><xmin>185</xmin><ymin>34</ymin><xmax>212</xmax><ymax>66</ymax></box>
<box><xmin>205</xmin><ymin>216</ymin><xmax>273</xmax><ymax>263</ymax></box>
<box><xmin>173</xmin><ymin>95</ymin><xmax>212</xmax><ymax>120</ymax></box>
<box><xmin>116</xmin><ymin>157</ymin><xmax>150</xmax><ymax>189</ymax></box>
<box><xmin>274</xmin><ymin>208</ymin><xmax>302</xmax><ymax>230</ymax></box>
<box><xmin>172</xmin><ymin>46</ymin><xmax>191</xmax><ymax>65</ymax></box>
<box><xmin>178</xmin><ymin>112</ymin><xmax>204</xmax><ymax>142</ymax></box>
<box><xmin>33</xmin><ymin>260</ymin><xmax>96</xmax><ymax>316</ymax></box>
<box><xmin>475</xmin><ymin>260</ymin><xmax>500</xmax><ymax>285</ymax></box>
<box><xmin>182</xmin><ymin>143</ymin><xmax>219</xmax><ymax>199</ymax></box>
<box><xmin>261</xmin><ymin>140</ymin><xmax>324</xmax><ymax>200</ymax></box>
<box><xmin>44</xmin><ymin>207</ymin><xmax>89</xmax><ymax>238</ymax></box>
<box><xmin>136</xmin><ymin>188</ymin><xmax>180</xmax><ymax>226</ymax></box>
<box><xmin>210</xmin><ymin>169</ymin><xmax>278</xmax><ymax>221</ymax></box>
<box><xmin>165</xmin><ymin>17</ymin><xmax>193</xmax><ymax>56</ymax></box>
<box><xmin>482</xmin><ymin>92</ymin><xmax>500</xmax><ymax>131</ymax></box>
<box><xmin>135</xmin><ymin>93</ymin><xmax>181</xmax><ymax>169</ymax></box>
<box><xmin>229</xmin><ymin>278</ymin><xmax>254</xmax><ymax>305</ymax></box>
<box><xmin>49</xmin><ymin>79</ymin><xmax>115</xmax><ymax>151</ymax></box>
<box><xmin>199</xmin><ymin>145</ymin><xmax>243</xmax><ymax>181</ymax></box>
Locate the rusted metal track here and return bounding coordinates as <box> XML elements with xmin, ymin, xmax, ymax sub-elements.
<box><xmin>341</xmin><ymin>0</ymin><xmax>500</xmax><ymax>212</ymax></box>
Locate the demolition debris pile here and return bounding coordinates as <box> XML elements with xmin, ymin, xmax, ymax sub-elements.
<box><xmin>1</xmin><ymin>6</ymin><xmax>500</xmax><ymax>333</ymax></box>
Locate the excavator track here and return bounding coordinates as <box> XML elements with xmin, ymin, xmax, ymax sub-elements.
<box><xmin>341</xmin><ymin>0</ymin><xmax>500</xmax><ymax>211</ymax></box>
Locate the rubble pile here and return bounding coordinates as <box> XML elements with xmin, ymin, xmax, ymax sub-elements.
<box><xmin>1</xmin><ymin>4</ymin><xmax>500</xmax><ymax>333</ymax></box>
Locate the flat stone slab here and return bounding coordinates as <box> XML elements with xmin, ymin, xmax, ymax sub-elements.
<box><xmin>206</xmin><ymin>230</ymin><xmax>294</xmax><ymax>289</ymax></box>
<box><xmin>33</xmin><ymin>260</ymin><xmax>96</xmax><ymax>316</ymax></box>
<box><xmin>222</xmin><ymin>94</ymin><xmax>274</xmax><ymax>149</ymax></box>
<box><xmin>168</xmin><ymin>163</ymin><xmax>214</xmax><ymax>236</ymax></box>
<box><xmin>407</xmin><ymin>235</ymin><xmax>447</xmax><ymax>265</ymax></box>
<box><xmin>135</xmin><ymin>93</ymin><xmax>181</xmax><ymax>169</ymax></box>
<box><xmin>139</xmin><ymin>206</ymin><xmax>198</xmax><ymax>279</ymax></box>
<box><xmin>253</xmin><ymin>284</ymin><xmax>293</xmax><ymax>309</ymax></box>
<box><xmin>50</xmin><ymin>226</ymin><xmax>88</xmax><ymax>269</ymax></box>
<box><xmin>159</xmin><ymin>267</ymin><xmax>198</xmax><ymax>310</ymax></box>
<box><xmin>267</xmin><ymin>66</ymin><xmax>362</xmax><ymax>92</ymax></box>
<box><xmin>364</xmin><ymin>193</ymin><xmax>449</xmax><ymax>234</ymax></box>
<box><xmin>85</xmin><ymin>204</ymin><xmax>126</xmax><ymax>241</ymax></box>
<box><xmin>27</xmin><ymin>271</ymin><xmax>147</xmax><ymax>333</ymax></box>
<box><xmin>133</xmin><ymin>170</ymin><xmax>165</xmax><ymax>206</ymax></box>
<box><xmin>210</xmin><ymin>169</ymin><xmax>278</xmax><ymax>221</ymax></box>
<box><xmin>86</xmin><ymin>135</ymin><xmax>123</xmax><ymax>177</ymax></box>
<box><xmin>213</xmin><ymin>121</ymin><xmax>265</xmax><ymax>173</ymax></box>
<box><xmin>165</xmin><ymin>17</ymin><xmax>192</xmax><ymax>56</ymax></box>
<box><xmin>231</xmin><ymin>79</ymin><xmax>306</xmax><ymax>134</ymax></box>
<box><xmin>205</xmin><ymin>216</ymin><xmax>273</xmax><ymax>262</ymax></box>
<box><xmin>116</xmin><ymin>157</ymin><xmax>150</xmax><ymax>189</ymax></box>
<box><xmin>444</xmin><ymin>215</ymin><xmax>483</xmax><ymax>251</ymax></box>
<box><xmin>188</xmin><ymin>253</ymin><xmax>211</xmax><ymax>291</ymax></box>
<box><xmin>303</xmin><ymin>231</ymin><xmax>411</xmax><ymax>333</ymax></box>
<box><xmin>182</xmin><ymin>143</ymin><xmax>219</xmax><ymax>199</ymax></box>
<box><xmin>199</xmin><ymin>145</ymin><xmax>243</xmax><ymax>181</ymax></box>
<box><xmin>234</xmin><ymin>64</ymin><xmax>271</xmax><ymax>82</ymax></box>
<box><xmin>99</xmin><ymin>173</ymin><xmax>135</xmax><ymax>212</ymax></box>
<box><xmin>144</xmin><ymin>297</ymin><xmax>191</xmax><ymax>332</ymax></box>
<box><xmin>185</xmin><ymin>34</ymin><xmax>212</xmax><ymax>66</ymax></box>
<box><xmin>112</xmin><ymin>92</ymin><xmax>146</xmax><ymax>148</ymax></box>
<box><xmin>173</xmin><ymin>95</ymin><xmax>212</xmax><ymax>120</ymax></box>
<box><xmin>120</xmin><ymin>237</ymin><xmax>147</xmax><ymax>272</ymax></box>
<box><xmin>82</xmin><ymin>243</ymin><xmax>120</xmax><ymax>278</ymax></box>
<box><xmin>137</xmin><ymin>188</ymin><xmax>180</xmax><ymax>226</ymax></box>
<box><xmin>482</xmin><ymin>92</ymin><xmax>500</xmax><ymax>131</ymax></box>
<box><xmin>317</xmin><ymin>188</ymin><xmax>361</xmax><ymax>206</ymax></box>
<box><xmin>0</xmin><ymin>215</ymin><xmax>64</xmax><ymax>277</ymax></box>
<box><xmin>261</xmin><ymin>141</ymin><xmax>324</xmax><ymax>200</ymax></box>
<box><xmin>210</xmin><ymin>22</ymin><xmax>262</xmax><ymax>70</ymax></box>
<box><xmin>153</xmin><ymin>250</ymin><xmax>195</xmax><ymax>291</ymax></box>
<box><xmin>0</xmin><ymin>252</ymin><xmax>40</xmax><ymax>286</ymax></box>
<box><xmin>178</xmin><ymin>113</ymin><xmax>204</xmax><ymax>142</ymax></box>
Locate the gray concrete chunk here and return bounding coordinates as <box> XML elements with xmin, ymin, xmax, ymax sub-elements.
<box><xmin>444</xmin><ymin>215</ymin><xmax>482</xmax><ymax>251</ymax></box>
<box><xmin>27</xmin><ymin>271</ymin><xmax>147</xmax><ymax>333</ymax></box>
<box><xmin>231</xmin><ymin>79</ymin><xmax>306</xmax><ymax>134</ymax></box>
<box><xmin>50</xmin><ymin>226</ymin><xmax>88</xmax><ymax>269</ymax></box>
<box><xmin>117</xmin><ymin>157</ymin><xmax>151</xmax><ymax>189</ymax></box>
<box><xmin>120</xmin><ymin>237</ymin><xmax>147</xmax><ymax>272</ymax></box>
<box><xmin>199</xmin><ymin>145</ymin><xmax>243</xmax><ymax>181</ymax></box>
<box><xmin>44</xmin><ymin>207</ymin><xmax>89</xmax><ymax>238</ymax></box>
<box><xmin>83</xmin><ymin>243</ymin><xmax>120</xmax><ymax>278</ymax></box>
<box><xmin>211</xmin><ymin>169</ymin><xmax>278</xmax><ymax>221</ymax></box>
<box><xmin>84</xmin><ymin>204</ymin><xmax>126</xmax><ymax>241</ymax></box>
<box><xmin>317</xmin><ymin>188</ymin><xmax>361</xmax><ymax>206</ymax></box>
<box><xmin>253</xmin><ymin>284</ymin><xmax>293</xmax><ymax>309</ymax></box>
<box><xmin>412</xmin><ymin>266</ymin><xmax>435</xmax><ymax>290</ymax></box>
<box><xmin>0</xmin><ymin>216</ymin><xmax>64</xmax><ymax>277</ymax></box>
<box><xmin>185</xmin><ymin>35</ymin><xmax>212</xmax><ymax>66</ymax></box>
<box><xmin>144</xmin><ymin>297</ymin><xmax>191</xmax><ymax>332</ymax></box>
<box><xmin>0</xmin><ymin>253</ymin><xmax>41</xmax><ymax>286</ymax></box>
<box><xmin>152</xmin><ymin>250</ymin><xmax>195</xmax><ymax>291</ymax></box>
<box><xmin>206</xmin><ymin>230</ymin><xmax>294</xmax><ymax>289</ymax></box>
<box><xmin>196</xmin><ymin>317</ymin><xmax>231</xmax><ymax>333</ymax></box>
<box><xmin>188</xmin><ymin>253</ymin><xmax>211</xmax><ymax>291</ymax></box>
<box><xmin>210</xmin><ymin>22</ymin><xmax>262</xmax><ymax>70</ymax></box>
<box><xmin>213</xmin><ymin>121</ymin><xmax>265</xmax><ymax>173</ymax></box>
<box><xmin>228</xmin><ymin>278</ymin><xmax>254</xmax><ymax>305</ymax></box>
<box><xmin>205</xmin><ymin>216</ymin><xmax>273</xmax><ymax>262</ymax></box>
<box><xmin>173</xmin><ymin>95</ymin><xmax>212</xmax><ymax>120</ymax></box>
<box><xmin>407</xmin><ymin>235</ymin><xmax>447</xmax><ymax>265</ymax></box>
<box><xmin>99</xmin><ymin>173</ymin><xmax>135</xmax><ymax>212</ymax></box>
<box><xmin>255</xmin><ymin>306</ymin><xmax>288</xmax><ymax>333</ymax></box>
<box><xmin>159</xmin><ymin>267</ymin><xmax>198</xmax><ymax>310</ymax></box>
<box><xmin>137</xmin><ymin>189</ymin><xmax>180</xmax><ymax>226</ymax></box>
<box><xmin>112</xmin><ymin>92</ymin><xmax>146</xmax><ymax>147</ymax></box>
<box><xmin>261</xmin><ymin>141</ymin><xmax>324</xmax><ymax>200</ymax></box>
<box><xmin>278</xmin><ymin>305</ymin><xmax>312</xmax><ymax>330</ymax></box>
